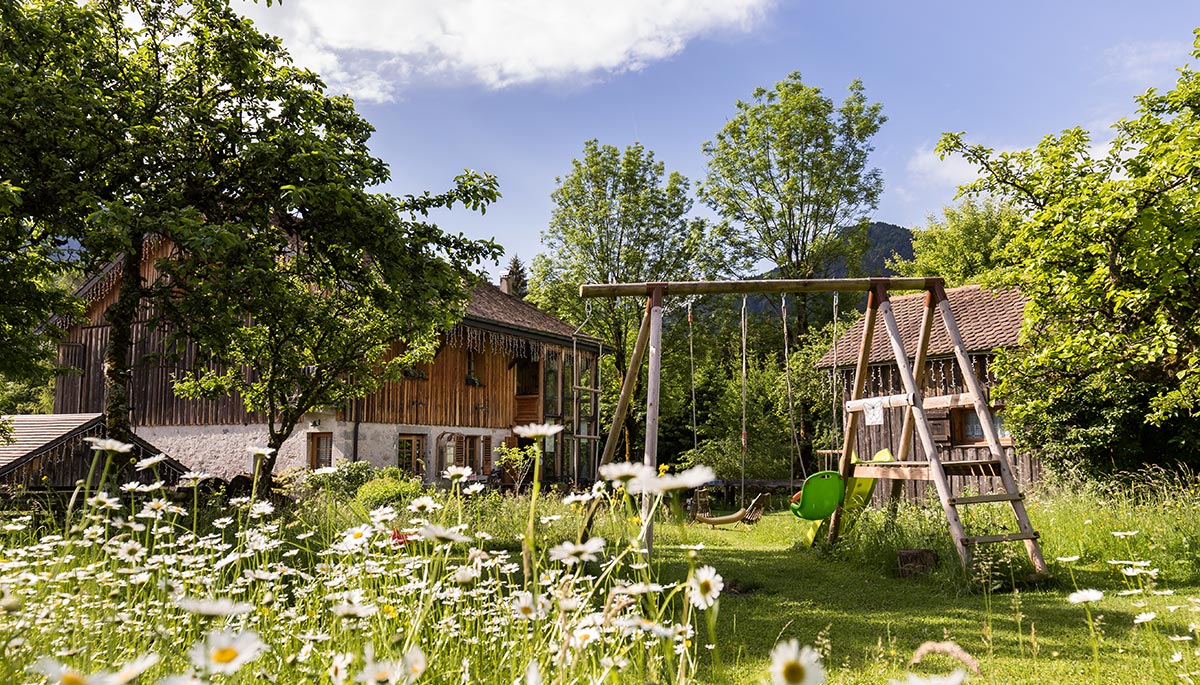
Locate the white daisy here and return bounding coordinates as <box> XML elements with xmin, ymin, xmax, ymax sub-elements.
<box><xmin>189</xmin><ymin>630</ymin><xmax>265</xmax><ymax>675</ymax></box>
<box><xmin>513</xmin><ymin>423</ymin><xmax>564</xmax><ymax>438</ymax></box>
<box><xmin>443</xmin><ymin>465</ymin><xmax>472</xmax><ymax>482</ymax></box>
<box><xmin>769</xmin><ymin>639</ymin><xmax>825</xmax><ymax>685</ymax></box>
<box><xmin>175</xmin><ymin>597</ymin><xmax>253</xmax><ymax>616</ymax></box>
<box><xmin>407</xmin><ymin>496</ymin><xmax>443</xmax><ymax>514</ymax></box>
<box><xmin>548</xmin><ymin>537</ymin><xmax>606</xmax><ymax>566</ymax></box>
<box><xmin>84</xmin><ymin>437</ymin><xmax>135</xmax><ymax>453</ymax></box>
<box><xmin>598</xmin><ymin>461</ymin><xmax>656</xmax><ymax>487</ymax></box>
<box><xmin>463</xmin><ymin>483</ymin><xmax>486</xmax><ymax>496</ymax></box>
<box><xmin>1134</xmin><ymin>612</ymin><xmax>1157</xmax><ymax>624</ymax></box>
<box><xmin>1068</xmin><ymin>588</ymin><xmax>1103</xmax><ymax>604</ymax></box>
<box><xmin>688</xmin><ymin>565</ymin><xmax>724</xmax><ymax>609</ymax></box>
<box><xmin>419</xmin><ymin>524</ymin><xmax>469</xmax><ymax>545</ymax></box>
<box><xmin>134</xmin><ymin>453</ymin><xmax>168</xmax><ymax>470</ymax></box>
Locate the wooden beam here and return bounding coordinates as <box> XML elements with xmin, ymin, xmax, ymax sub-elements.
<box><xmin>596</xmin><ymin>306</ymin><xmax>652</xmax><ymax>472</ymax></box>
<box><xmin>579</xmin><ymin>277</ymin><xmax>941</xmax><ymax>299</ymax></box>
<box><xmin>640</xmin><ymin>287</ymin><xmax>665</xmax><ymax>558</ymax></box>
<box><xmin>936</xmin><ymin>295</ymin><xmax>1048</xmax><ymax>574</ymax></box>
<box><xmin>827</xmin><ymin>286</ymin><xmax>881</xmax><ymax>544</ymax></box>
<box><xmin>879</xmin><ymin>296</ymin><xmax>973</xmax><ymax>568</ymax></box>
<box><xmin>897</xmin><ymin>293</ymin><xmax>936</xmax><ymax>463</ymax></box>
<box><xmin>844</xmin><ymin>393</ymin><xmax>915</xmax><ymax>412</ymax></box>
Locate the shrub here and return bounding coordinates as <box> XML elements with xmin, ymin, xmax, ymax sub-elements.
<box><xmin>355</xmin><ymin>475</ymin><xmax>426</xmax><ymax>510</ymax></box>
<box><xmin>304</xmin><ymin>460</ymin><xmax>377</xmax><ymax>499</ymax></box>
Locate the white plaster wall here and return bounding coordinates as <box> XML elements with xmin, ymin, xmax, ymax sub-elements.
<box><xmin>333</xmin><ymin>422</ymin><xmax>511</xmax><ymax>481</ymax></box>
<box><xmin>136</xmin><ymin>424</ymin><xmax>318</xmax><ymax>480</ymax></box>
<box><xmin>138</xmin><ymin>419</ymin><xmax>511</xmax><ymax>482</ymax></box>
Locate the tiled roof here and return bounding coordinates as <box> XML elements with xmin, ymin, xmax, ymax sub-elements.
<box><xmin>465</xmin><ymin>284</ymin><xmax>599</xmax><ymax>345</ymax></box>
<box><xmin>0</xmin><ymin>413</ymin><xmax>104</xmax><ymax>468</ymax></box>
<box><xmin>817</xmin><ymin>285</ymin><xmax>1027</xmax><ymax>368</ymax></box>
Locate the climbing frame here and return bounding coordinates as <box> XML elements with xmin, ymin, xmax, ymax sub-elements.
<box><xmin>579</xmin><ymin>277</ymin><xmax>1046</xmax><ymax>573</ymax></box>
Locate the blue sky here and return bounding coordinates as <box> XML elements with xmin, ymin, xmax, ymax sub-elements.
<box><xmin>236</xmin><ymin>1</ymin><xmax>1198</xmax><ymax>278</ymax></box>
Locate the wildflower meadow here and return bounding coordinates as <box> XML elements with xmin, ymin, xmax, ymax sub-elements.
<box><xmin>3</xmin><ymin>432</ymin><xmax>1200</xmax><ymax>684</ymax></box>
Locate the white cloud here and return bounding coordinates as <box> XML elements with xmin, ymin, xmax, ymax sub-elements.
<box><xmin>1103</xmin><ymin>39</ymin><xmax>1193</xmax><ymax>87</ymax></box>
<box><xmin>235</xmin><ymin>0</ymin><xmax>774</xmax><ymax>102</ymax></box>
<box><xmin>904</xmin><ymin>146</ymin><xmax>981</xmax><ymax>191</ymax></box>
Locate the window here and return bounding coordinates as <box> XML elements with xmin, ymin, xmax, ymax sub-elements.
<box><xmin>543</xmin><ymin>351</ymin><xmax>560</xmax><ymax>417</ymax></box>
<box><xmin>308</xmin><ymin>432</ymin><xmax>333</xmax><ymax>469</ymax></box>
<box><xmin>464</xmin><ymin>436</ymin><xmax>478</xmax><ymax>471</ymax></box>
<box><xmin>397</xmin><ymin>435</ymin><xmax>424</xmax><ymax>475</ymax></box>
<box><xmin>516</xmin><ymin>356</ymin><xmax>539</xmax><ymax>396</ymax></box>
<box><xmin>952</xmin><ymin>408</ymin><xmax>1010</xmax><ymax>444</ymax></box>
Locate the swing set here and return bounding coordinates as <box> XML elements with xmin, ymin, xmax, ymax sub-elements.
<box><xmin>580</xmin><ymin>277</ymin><xmax>1046</xmax><ymax>573</ymax></box>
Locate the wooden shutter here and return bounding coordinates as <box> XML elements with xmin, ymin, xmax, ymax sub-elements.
<box><xmin>454</xmin><ymin>435</ymin><xmax>465</xmax><ymax>467</ymax></box>
<box><xmin>481</xmin><ymin>435</ymin><xmax>493</xmax><ymax>473</ymax></box>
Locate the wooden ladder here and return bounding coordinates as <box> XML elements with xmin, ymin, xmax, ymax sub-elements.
<box><xmin>828</xmin><ymin>282</ymin><xmax>1047</xmax><ymax>574</ymax></box>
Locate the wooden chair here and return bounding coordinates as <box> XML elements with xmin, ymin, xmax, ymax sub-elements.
<box><xmin>739</xmin><ymin>492</ymin><xmax>768</xmax><ymax>526</ymax></box>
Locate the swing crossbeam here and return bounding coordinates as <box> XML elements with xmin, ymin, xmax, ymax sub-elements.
<box><xmin>579</xmin><ymin>276</ymin><xmax>1047</xmax><ymax>574</ymax></box>
<box><xmin>580</xmin><ymin>277</ymin><xmax>935</xmax><ymax>298</ymax></box>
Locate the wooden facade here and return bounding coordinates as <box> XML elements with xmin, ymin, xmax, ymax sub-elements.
<box><xmin>52</xmin><ymin>247</ymin><xmax>603</xmax><ymax>483</ymax></box>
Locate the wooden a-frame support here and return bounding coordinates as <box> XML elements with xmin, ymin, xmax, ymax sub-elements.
<box><xmin>580</xmin><ymin>278</ymin><xmax>1047</xmax><ymax>573</ymax></box>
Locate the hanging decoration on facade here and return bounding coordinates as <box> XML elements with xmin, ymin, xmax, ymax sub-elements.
<box><xmin>446</xmin><ymin>324</ymin><xmax>544</xmax><ymax>360</ymax></box>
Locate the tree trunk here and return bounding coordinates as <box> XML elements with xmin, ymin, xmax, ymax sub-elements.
<box><xmin>103</xmin><ymin>237</ymin><xmax>144</xmax><ymax>443</ymax></box>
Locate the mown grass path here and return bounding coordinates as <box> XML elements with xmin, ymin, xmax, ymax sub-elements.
<box><xmin>654</xmin><ymin>511</ymin><xmax>1187</xmax><ymax>684</ymax></box>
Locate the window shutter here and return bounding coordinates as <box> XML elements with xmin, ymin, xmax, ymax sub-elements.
<box><xmin>481</xmin><ymin>436</ymin><xmax>493</xmax><ymax>473</ymax></box>
<box><xmin>454</xmin><ymin>435</ymin><xmax>465</xmax><ymax>467</ymax></box>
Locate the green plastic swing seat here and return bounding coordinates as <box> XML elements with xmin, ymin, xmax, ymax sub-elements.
<box><xmin>790</xmin><ymin>471</ymin><xmax>845</xmax><ymax>521</ymax></box>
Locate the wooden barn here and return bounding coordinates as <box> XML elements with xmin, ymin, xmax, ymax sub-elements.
<box><xmin>0</xmin><ymin>413</ymin><xmax>186</xmax><ymax>489</ymax></box>
<box><xmin>817</xmin><ymin>284</ymin><xmax>1040</xmax><ymax>501</ymax></box>
<box><xmin>52</xmin><ymin>255</ymin><xmax>603</xmax><ymax>484</ymax></box>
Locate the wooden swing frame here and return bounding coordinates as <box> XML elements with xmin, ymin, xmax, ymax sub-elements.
<box><xmin>580</xmin><ymin>277</ymin><xmax>1047</xmax><ymax>573</ymax></box>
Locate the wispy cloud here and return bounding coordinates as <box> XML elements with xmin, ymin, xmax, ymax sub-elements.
<box><xmin>1103</xmin><ymin>39</ymin><xmax>1192</xmax><ymax>87</ymax></box>
<box><xmin>236</xmin><ymin>0</ymin><xmax>774</xmax><ymax>102</ymax></box>
<box><xmin>905</xmin><ymin>146</ymin><xmax>982</xmax><ymax>191</ymax></box>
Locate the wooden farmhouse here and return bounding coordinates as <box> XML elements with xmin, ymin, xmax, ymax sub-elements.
<box><xmin>53</xmin><ymin>260</ymin><xmax>603</xmax><ymax>484</ymax></box>
<box><xmin>817</xmin><ymin>284</ymin><xmax>1041</xmax><ymax>498</ymax></box>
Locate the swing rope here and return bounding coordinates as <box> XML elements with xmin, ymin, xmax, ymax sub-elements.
<box><xmin>687</xmin><ymin>302</ymin><xmax>698</xmax><ymax>455</ymax></box>
<box><xmin>781</xmin><ymin>294</ymin><xmax>807</xmax><ymax>492</ymax></box>
<box><xmin>740</xmin><ymin>295</ymin><xmax>748</xmax><ymax>510</ymax></box>
<box><xmin>831</xmin><ymin>292</ymin><xmax>840</xmax><ymax>469</ymax></box>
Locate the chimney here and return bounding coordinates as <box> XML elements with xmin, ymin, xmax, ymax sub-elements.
<box><xmin>499</xmin><ymin>273</ymin><xmax>512</xmax><ymax>294</ymax></box>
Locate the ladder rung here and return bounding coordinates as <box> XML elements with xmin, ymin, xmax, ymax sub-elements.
<box><xmin>573</xmin><ymin>386</ymin><xmax>602</xmax><ymax>393</ymax></box>
<box><xmin>949</xmin><ymin>492</ymin><xmax>1024</xmax><ymax>506</ymax></box>
<box><xmin>574</xmin><ymin>435</ymin><xmax>601</xmax><ymax>441</ymax></box>
<box><xmin>963</xmin><ymin>531</ymin><xmax>1039</xmax><ymax>546</ymax></box>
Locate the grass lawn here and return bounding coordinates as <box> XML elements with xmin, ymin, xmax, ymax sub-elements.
<box><xmin>651</xmin><ymin>509</ymin><xmax>1192</xmax><ymax>684</ymax></box>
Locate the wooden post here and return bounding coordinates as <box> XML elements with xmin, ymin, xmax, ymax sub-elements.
<box><xmin>828</xmin><ymin>284</ymin><xmax>881</xmax><ymax>544</ymax></box>
<box><xmin>879</xmin><ymin>292</ymin><xmax>972</xmax><ymax>567</ymax></box>
<box><xmin>891</xmin><ymin>292</ymin><xmax>936</xmax><ymax>516</ymax></box>
<box><xmin>596</xmin><ymin>306</ymin><xmax>652</xmax><ymax>474</ymax></box>
<box><xmin>934</xmin><ymin>289</ymin><xmax>1048</xmax><ymax>574</ymax></box>
<box><xmin>640</xmin><ymin>286</ymin><xmax>666</xmax><ymax>558</ymax></box>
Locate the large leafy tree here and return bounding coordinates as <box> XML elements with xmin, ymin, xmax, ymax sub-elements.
<box><xmin>1</xmin><ymin>0</ymin><xmax>500</xmax><ymax>486</ymax></box>
<box><xmin>939</xmin><ymin>32</ymin><xmax>1200</xmax><ymax>472</ymax></box>
<box><xmin>700</xmin><ymin>71</ymin><xmax>885</xmax><ymax>334</ymax></box>
<box><xmin>530</xmin><ymin>140</ymin><xmax>717</xmax><ymax>460</ymax></box>
<box><xmin>887</xmin><ymin>199</ymin><xmax>1022</xmax><ymax>287</ymax></box>
<box><xmin>700</xmin><ymin>72</ymin><xmax>883</xmax><ymax>469</ymax></box>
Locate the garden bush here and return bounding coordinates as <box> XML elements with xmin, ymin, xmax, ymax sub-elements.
<box><xmin>355</xmin><ymin>474</ymin><xmax>426</xmax><ymax>510</ymax></box>
<box><xmin>303</xmin><ymin>460</ymin><xmax>377</xmax><ymax>498</ymax></box>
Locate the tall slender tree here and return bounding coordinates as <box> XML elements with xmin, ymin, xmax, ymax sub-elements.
<box><xmin>530</xmin><ymin>140</ymin><xmax>719</xmax><ymax>460</ymax></box>
<box><xmin>700</xmin><ymin>72</ymin><xmax>884</xmax><ymax>467</ymax></box>
<box><xmin>700</xmin><ymin>71</ymin><xmax>885</xmax><ymax>335</ymax></box>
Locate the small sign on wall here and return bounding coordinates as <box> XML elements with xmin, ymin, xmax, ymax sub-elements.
<box><xmin>863</xmin><ymin>398</ymin><xmax>885</xmax><ymax>426</ymax></box>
